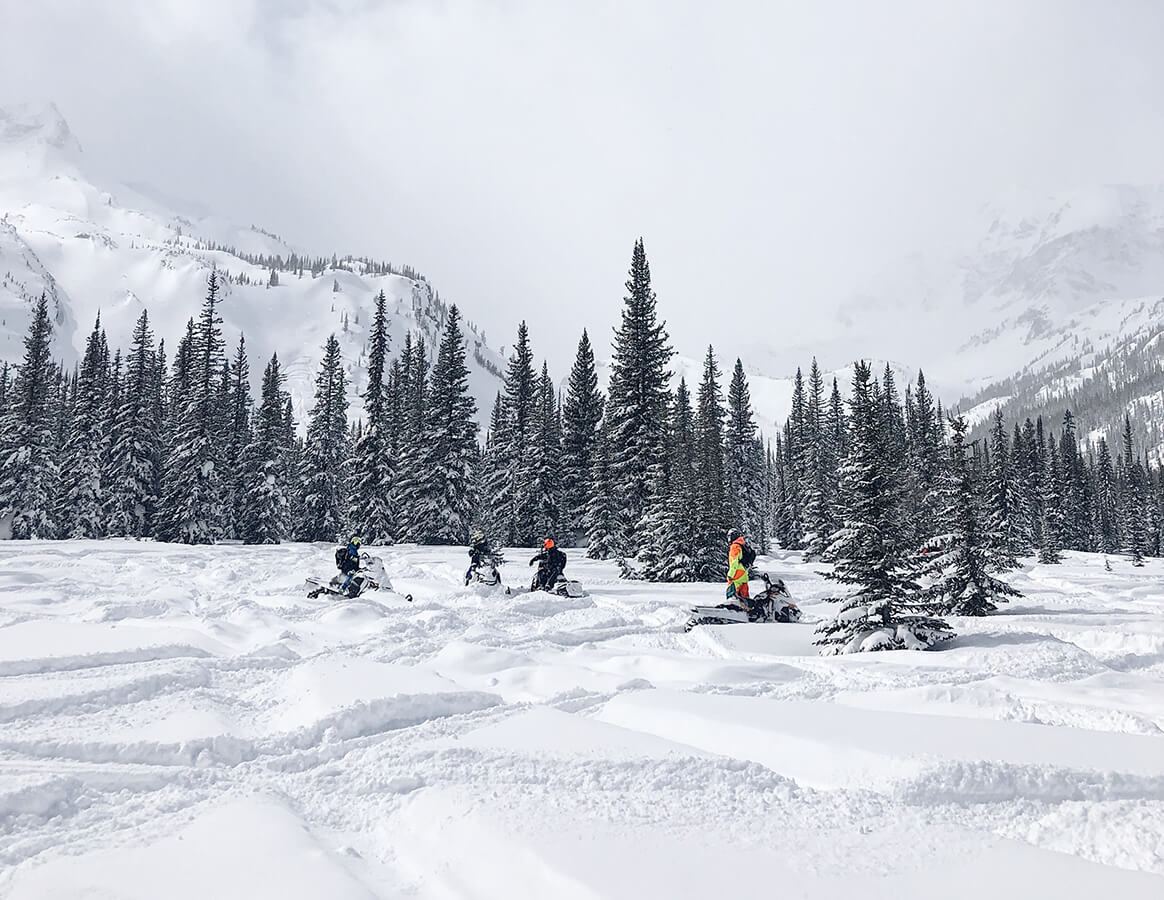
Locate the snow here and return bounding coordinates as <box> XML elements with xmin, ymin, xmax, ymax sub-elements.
<box><xmin>1</xmin><ymin>542</ymin><xmax>1162</xmax><ymax>897</ymax></box>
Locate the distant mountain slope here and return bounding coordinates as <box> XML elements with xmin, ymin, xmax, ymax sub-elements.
<box><xmin>0</xmin><ymin>102</ymin><xmax>503</xmax><ymax>428</ymax></box>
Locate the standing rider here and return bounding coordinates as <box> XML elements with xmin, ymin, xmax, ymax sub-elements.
<box><xmin>726</xmin><ymin>529</ymin><xmax>756</xmax><ymax>610</ymax></box>
<box><xmin>530</xmin><ymin>538</ymin><xmax>567</xmax><ymax>591</ymax></box>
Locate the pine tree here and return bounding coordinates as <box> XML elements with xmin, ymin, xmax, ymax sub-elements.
<box><xmin>635</xmin><ymin>379</ymin><xmax>700</xmax><ymax>581</ymax></box>
<box><xmin>802</xmin><ymin>359</ymin><xmax>838</xmax><ymax>558</ymax></box>
<box><xmin>222</xmin><ymin>334</ymin><xmax>253</xmax><ymax>538</ymax></box>
<box><xmin>725</xmin><ymin>359</ymin><xmax>764</xmax><ymax>548</ymax></box>
<box><xmin>411</xmin><ymin>305</ymin><xmax>479</xmax><ymax>544</ymax></box>
<box><xmin>478</xmin><ymin>392</ymin><xmax>512</xmax><ymax>539</ymax></box>
<box><xmin>692</xmin><ymin>346</ymin><xmax>727</xmax><ymax>579</ymax></box>
<box><xmin>348</xmin><ymin>290</ymin><xmax>395</xmax><ymax>543</ymax></box>
<box><xmin>921</xmin><ymin>417</ymin><xmax>1022</xmax><ymax>616</ymax></box>
<box><xmin>106</xmin><ymin>310</ymin><xmax>162</xmax><ymax>537</ymax></box>
<box><xmin>156</xmin><ymin>274</ymin><xmax>228</xmax><ymax>543</ymax></box>
<box><xmin>60</xmin><ymin>315</ymin><xmax>109</xmax><ymax>538</ymax></box>
<box><xmin>494</xmin><ymin>322</ymin><xmax>537</xmax><ymax>545</ymax></box>
<box><xmin>239</xmin><ymin>354</ymin><xmax>289</xmax><ymax>544</ymax></box>
<box><xmin>984</xmin><ymin>407</ymin><xmax>1024</xmax><ymax>563</ymax></box>
<box><xmin>392</xmin><ymin>337</ymin><xmax>429</xmax><ymax>541</ymax></box>
<box><xmin>604</xmin><ymin>239</ymin><xmax>673</xmax><ymax>555</ymax></box>
<box><xmin>559</xmin><ymin>330</ymin><xmax>604</xmax><ymax>545</ymax></box>
<box><xmin>0</xmin><ymin>294</ymin><xmax>59</xmax><ymax>539</ymax></box>
<box><xmin>1038</xmin><ymin>437</ymin><xmax>1066</xmax><ymax>564</ymax></box>
<box><xmin>815</xmin><ymin>362</ymin><xmax>953</xmax><ymax>654</ymax></box>
<box><xmin>297</xmin><ymin>335</ymin><xmax>349</xmax><ymax>542</ymax></box>
<box><xmin>1120</xmin><ymin>415</ymin><xmax>1149</xmax><ymax>565</ymax></box>
<box><xmin>584</xmin><ymin>430</ymin><xmax>619</xmax><ymax>559</ymax></box>
<box><xmin>1094</xmin><ymin>437</ymin><xmax>1120</xmax><ymax>555</ymax></box>
<box><xmin>529</xmin><ymin>362</ymin><xmax>561</xmax><ymax>539</ymax></box>
<box><xmin>780</xmin><ymin>368</ymin><xmax>807</xmax><ymax>549</ymax></box>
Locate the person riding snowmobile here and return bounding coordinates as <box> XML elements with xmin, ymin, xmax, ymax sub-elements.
<box><xmin>529</xmin><ymin>538</ymin><xmax>567</xmax><ymax>591</ymax></box>
<box><xmin>726</xmin><ymin>529</ymin><xmax>756</xmax><ymax>609</ymax></box>
<box><xmin>466</xmin><ymin>531</ymin><xmax>499</xmax><ymax>584</ymax></box>
<box><xmin>337</xmin><ymin>535</ymin><xmax>363</xmax><ymax>596</ymax></box>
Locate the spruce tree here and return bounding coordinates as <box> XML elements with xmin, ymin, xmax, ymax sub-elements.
<box><xmin>1038</xmin><ymin>437</ymin><xmax>1066</xmax><ymax>564</ymax></box>
<box><xmin>61</xmin><ymin>315</ymin><xmax>109</xmax><ymax>538</ymax></box>
<box><xmin>156</xmin><ymin>274</ymin><xmax>228</xmax><ymax>543</ymax></box>
<box><xmin>1120</xmin><ymin>415</ymin><xmax>1149</xmax><ymax>565</ymax></box>
<box><xmin>725</xmin><ymin>359</ymin><xmax>764</xmax><ymax>548</ymax></box>
<box><xmin>479</xmin><ymin>392</ymin><xmax>512</xmax><ymax>540</ymax></box>
<box><xmin>0</xmin><ymin>294</ymin><xmax>59</xmax><ymax>539</ymax></box>
<box><xmin>635</xmin><ymin>379</ymin><xmax>700</xmax><ymax>581</ymax></box>
<box><xmin>559</xmin><ymin>330</ymin><xmax>604</xmax><ymax>545</ymax></box>
<box><xmin>495</xmin><ymin>322</ymin><xmax>537</xmax><ymax>544</ymax></box>
<box><xmin>297</xmin><ymin>335</ymin><xmax>349</xmax><ymax>543</ymax></box>
<box><xmin>692</xmin><ymin>346</ymin><xmax>727</xmax><ymax>579</ymax></box>
<box><xmin>984</xmin><ymin>407</ymin><xmax>1024</xmax><ymax>563</ymax></box>
<box><xmin>348</xmin><ymin>290</ymin><xmax>396</xmax><ymax>543</ymax></box>
<box><xmin>584</xmin><ymin>430</ymin><xmax>619</xmax><ymax>558</ymax></box>
<box><xmin>604</xmin><ymin>239</ymin><xmax>673</xmax><ymax>555</ymax></box>
<box><xmin>240</xmin><ymin>354</ymin><xmax>289</xmax><ymax>544</ymax></box>
<box><xmin>921</xmin><ymin>417</ymin><xmax>1022</xmax><ymax>616</ymax></box>
<box><xmin>392</xmin><ymin>337</ymin><xmax>429</xmax><ymax>541</ymax></box>
<box><xmin>815</xmin><ymin>362</ymin><xmax>953</xmax><ymax>654</ymax></box>
<box><xmin>411</xmin><ymin>305</ymin><xmax>479</xmax><ymax>544</ymax></box>
<box><xmin>107</xmin><ymin>310</ymin><xmax>162</xmax><ymax>537</ymax></box>
<box><xmin>529</xmin><ymin>362</ymin><xmax>561</xmax><ymax>539</ymax></box>
<box><xmin>222</xmin><ymin>334</ymin><xmax>253</xmax><ymax>538</ymax></box>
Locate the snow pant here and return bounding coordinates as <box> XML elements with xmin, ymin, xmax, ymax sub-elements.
<box><xmin>533</xmin><ymin>566</ymin><xmax>564</xmax><ymax>591</ymax></box>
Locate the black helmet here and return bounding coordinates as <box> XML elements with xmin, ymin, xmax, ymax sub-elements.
<box><xmin>727</xmin><ymin>527</ymin><xmax>743</xmax><ymax>543</ymax></box>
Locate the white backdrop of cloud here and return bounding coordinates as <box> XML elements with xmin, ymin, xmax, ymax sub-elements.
<box><xmin>4</xmin><ymin>0</ymin><xmax>1163</xmax><ymax>372</ymax></box>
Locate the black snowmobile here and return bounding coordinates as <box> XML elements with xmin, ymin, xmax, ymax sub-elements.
<box><xmin>527</xmin><ymin>543</ymin><xmax>586</xmax><ymax>598</ymax></box>
<box><xmin>465</xmin><ymin>550</ymin><xmax>511</xmax><ymax>594</ymax></box>
<box><xmin>306</xmin><ymin>551</ymin><xmax>412</xmax><ymax>602</ymax></box>
<box><xmin>684</xmin><ymin>570</ymin><xmax>800</xmax><ymax>631</ymax></box>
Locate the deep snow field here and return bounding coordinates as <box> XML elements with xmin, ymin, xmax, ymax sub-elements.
<box><xmin>0</xmin><ymin>542</ymin><xmax>1162</xmax><ymax>898</ymax></box>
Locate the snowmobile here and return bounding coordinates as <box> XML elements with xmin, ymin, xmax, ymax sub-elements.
<box><xmin>684</xmin><ymin>570</ymin><xmax>800</xmax><ymax>631</ymax></box>
<box><xmin>306</xmin><ymin>553</ymin><xmax>413</xmax><ymax>602</ymax></box>
<box><xmin>464</xmin><ymin>549</ymin><xmax>510</xmax><ymax>593</ymax></box>
<box><xmin>528</xmin><ymin>573</ymin><xmax>587</xmax><ymax>599</ymax></box>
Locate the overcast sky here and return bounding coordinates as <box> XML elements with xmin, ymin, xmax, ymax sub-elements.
<box><xmin>4</xmin><ymin>0</ymin><xmax>1164</xmax><ymax>372</ymax></box>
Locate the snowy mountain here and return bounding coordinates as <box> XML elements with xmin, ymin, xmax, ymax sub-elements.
<box><xmin>0</xmin><ymin>102</ymin><xmax>504</xmax><ymax>428</ymax></box>
<box><xmin>732</xmin><ymin>184</ymin><xmax>1164</xmax><ymax>451</ymax></box>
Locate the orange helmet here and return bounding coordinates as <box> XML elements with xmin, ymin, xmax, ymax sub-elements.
<box><xmin>543</xmin><ymin>538</ymin><xmax>555</xmax><ymax>549</ymax></box>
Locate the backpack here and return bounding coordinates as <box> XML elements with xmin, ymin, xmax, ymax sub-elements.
<box><xmin>740</xmin><ymin>544</ymin><xmax>757</xmax><ymax>568</ymax></box>
<box><xmin>335</xmin><ymin>548</ymin><xmax>348</xmax><ymax>569</ymax></box>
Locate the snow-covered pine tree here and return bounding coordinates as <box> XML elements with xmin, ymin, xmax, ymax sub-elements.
<box><xmin>778</xmin><ymin>368</ymin><xmax>807</xmax><ymax>549</ymax></box>
<box><xmin>0</xmin><ymin>294</ymin><xmax>60</xmax><ymax>539</ymax></box>
<box><xmin>348</xmin><ymin>290</ymin><xmax>395</xmax><ymax>544</ymax></box>
<box><xmin>105</xmin><ymin>310</ymin><xmax>162</xmax><ymax>537</ymax></box>
<box><xmin>802</xmin><ymin>359</ymin><xmax>838</xmax><ymax>558</ymax></box>
<box><xmin>222</xmin><ymin>334</ymin><xmax>253</xmax><ymax>538</ymax></box>
<box><xmin>725</xmin><ymin>359</ymin><xmax>765</xmax><ymax>550</ymax></box>
<box><xmin>494</xmin><ymin>322</ymin><xmax>537</xmax><ymax>545</ymax></box>
<box><xmin>984</xmin><ymin>407</ymin><xmax>1025</xmax><ymax>564</ymax></box>
<box><xmin>635</xmin><ymin>379</ymin><xmax>700</xmax><ymax>581</ymax></box>
<box><xmin>1120</xmin><ymin>415</ymin><xmax>1149</xmax><ymax>565</ymax></box>
<box><xmin>411</xmin><ymin>305</ymin><xmax>479</xmax><ymax>544</ymax></box>
<box><xmin>60</xmin><ymin>315</ymin><xmax>110</xmax><ymax>538</ymax></box>
<box><xmin>901</xmin><ymin>370</ymin><xmax>943</xmax><ymax>550</ymax></box>
<box><xmin>529</xmin><ymin>362</ymin><xmax>561</xmax><ymax>540</ymax></box>
<box><xmin>1093</xmin><ymin>437</ymin><xmax>1120</xmax><ymax>554</ymax></box>
<box><xmin>156</xmin><ymin>274</ymin><xmax>228</xmax><ymax>543</ymax></box>
<box><xmin>692</xmin><ymin>346</ymin><xmax>727</xmax><ymax>579</ymax></box>
<box><xmin>559</xmin><ymin>330</ymin><xmax>604</xmax><ymax>545</ymax></box>
<box><xmin>296</xmin><ymin>335</ymin><xmax>349</xmax><ymax>543</ymax></box>
<box><xmin>478</xmin><ymin>392</ymin><xmax>512</xmax><ymax>540</ymax></box>
<box><xmin>239</xmin><ymin>353</ymin><xmax>289</xmax><ymax>544</ymax></box>
<box><xmin>391</xmin><ymin>337</ymin><xmax>429</xmax><ymax>541</ymax></box>
<box><xmin>1038</xmin><ymin>436</ymin><xmax>1066</xmax><ymax>564</ymax></box>
<box><xmin>815</xmin><ymin>361</ymin><xmax>953</xmax><ymax>654</ymax></box>
<box><xmin>604</xmin><ymin>239</ymin><xmax>673</xmax><ymax>556</ymax></box>
<box><xmin>584</xmin><ymin>429</ymin><xmax>619</xmax><ymax>559</ymax></box>
<box><xmin>921</xmin><ymin>416</ymin><xmax>1022</xmax><ymax>616</ymax></box>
